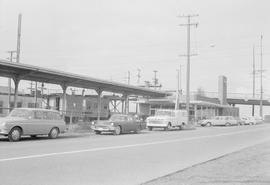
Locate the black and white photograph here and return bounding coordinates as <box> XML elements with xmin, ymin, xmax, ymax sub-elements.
<box><xmin>0</xmin><ymin>0</ymin><xmax>270</xmax><ymax>184</ymax></box>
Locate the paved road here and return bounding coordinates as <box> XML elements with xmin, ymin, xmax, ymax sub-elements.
<box><xmin>1</xmin><ymin>124</ymin><xmax>270</xmax><ymax>185</ymax></box>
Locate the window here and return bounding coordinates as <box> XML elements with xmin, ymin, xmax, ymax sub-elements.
<box><xmin>35</xmin><ymin>111</ymin><xmax>43</xmax><ymax>119</ymax></box>
<box><xmin>43</xmin><ymin>111</ymin><xmax>49</xmax><ymax>120</ymax></box>
<box><xmin>17</xmin><ymin>102</ymin><xmax>22</xmax><ymax>108</ymax></box>
<box><xmin>47</xmin><ymin>111</ymin><xmax>61</xmax><ymax>120</ymax></box>
<box><xmin>28</xmin><ymin>103</ymin><xmax>35</xmax><ymax>108</ymax></box>
<box><xmin>127</xmin><ymin>116</ymin><xmax>134</xmax><ymax>121</ymax></box>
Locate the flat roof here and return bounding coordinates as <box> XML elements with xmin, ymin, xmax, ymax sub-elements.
<box><xmin>0</xmin><ymin>60</ymin><xmax>169</xmax><ymax>97</ymax></box>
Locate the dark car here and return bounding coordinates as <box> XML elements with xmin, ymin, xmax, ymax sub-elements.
<box><xmin>91</xmin><ymin>114</ymin><xmax>146</xmax><ymax>135</ymax></box>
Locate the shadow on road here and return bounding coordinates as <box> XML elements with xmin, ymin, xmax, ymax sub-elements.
<box><xmin>0</xmin><ymin>133</ymin><xmax>92</xmax><ymax>143</ymax></box>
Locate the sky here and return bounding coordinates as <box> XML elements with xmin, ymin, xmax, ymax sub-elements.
<box><xmin>0</xmin><ymin>0</ymin><xmax>269</xmax><ymax>98</ymax></box>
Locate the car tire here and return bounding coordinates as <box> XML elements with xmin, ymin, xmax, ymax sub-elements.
<box><xmin>8</xmin><ymin>127</ymin><xmax>22</xmax><ymax>142</ymax></box>
<box><xmin>95</xmin><ymin>131</ymin><xmax>101</xmax><ymax>135</ymax></box>
<box><xmin>114</xmin><ymin>126</ymin><xmax>121</xmax><ymax>135</ymax></box>
<box><xmin>225</xmin><ymin>122</ymin><xmax>231</xmax><ymax>127</ymax></box>
<box><xmin>206</xmin><ymin>122</ymin><xmax>212</xmax><ymax>127</ymax></box>
<box><xmin>148</xmin><ymin>127</ymin><xmax>153</xmax><ymax>131</ymax></box>
<box><xmin>48</xmin><ymin>127</ymin><xmax>59</xmax><ymax>139</ymax></box>
<box><xmin>164</xmin><ymin>123</ymin><xmax>172</xmax><ymax>131</ymax></box>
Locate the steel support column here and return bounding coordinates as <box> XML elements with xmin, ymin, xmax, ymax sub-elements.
<box><xmin>194</xmin><ymin>104</ymin><xmax>198</xmax><ymax>122</ymax></box>
<box><xmin>125</xmin><ymin>95</ymin><xmax>129</xmax><ymax>114</ymax></box>
<box><xmin>95</xmin><ymin>88</ymin><xmax>103</xmax><ymax>121</ymax></box>
<box><xmin>61</xmin><ymin>84</ymin><xmax>67</xmax><ymax>115</ymax></box>
<box><xmin>200</xmin><ymin>105</ymin><xmax>203</xmax><ymax>120</ymax></box>
<box><xmin>12</xmin><ymin>77</ymin><xmax>20</xmax><ymax>108</ymax></box>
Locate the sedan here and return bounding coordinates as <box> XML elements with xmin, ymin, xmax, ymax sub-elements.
<box><xmin>91</xmin><ymin>114</ymin><xmax>146</xmax><ymax>135</ymax></box>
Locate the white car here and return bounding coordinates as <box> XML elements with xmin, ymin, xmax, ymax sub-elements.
<box><xmin>200</xmin><ymin>116</ymin><xmax>238</xmax><ymax>127</ymax></box>
<box><xmin>243</xmin><ymin>116</ymin><xmax>263</xmax><ymax>125</ymax></box>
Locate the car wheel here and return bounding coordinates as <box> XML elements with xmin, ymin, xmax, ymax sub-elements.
<box><xmin>225</xmin><ymin>122</ymin><xmax>231</xmax><ymax>127</ymax></box>
<box><xmin>164</xmin><ymin>123</ymin><xmax>172</xmax><ymax>131</ymax></box>
<box><xmin>206</xmin><ymin>122</ymin><xmax>212</xmax><ymax>127</ymax></box>
<box><xmin>48</xmin><ymin>127</ymin><xmax>59</xmax><ymax>139</ymax></box>
<box><xmin>8</xmin><ymin>127</ymin><xmax>22</xmax><ymax>142</ymax></box>
<box><xmin>148</xmin><ymin>127</ymin><xmax>153</xmax><ymax>131</ymax></box>
<box><xmin>114</xmin><ymin>126</ymin><xmax>121</xmax><ymax>135</ymax></box>
<box><xmin>94</xmin><ymin>131</ymin><xmax>101</xmax><ymax>135</ymax></box>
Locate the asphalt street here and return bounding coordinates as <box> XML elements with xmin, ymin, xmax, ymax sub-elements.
<box><xmin>1</xmin><ymin>124</ymin><xmax>270</xmax><ymax>185</ymax></box>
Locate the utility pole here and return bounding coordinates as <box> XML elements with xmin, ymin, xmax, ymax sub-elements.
<box><xmin>137</xmin><ymin>68</ymin><xmax>141</xmax><ymax>84</ymax></box>
<box><xmin>153</xmin><ymin>70</ymin><xmax>158</xmax><ymax>90</ymax></box>
<box><xmin>175</xmin><ymin>70</ymin><xmax>180</xmax><ymax>110</ymax></box>
<box><xmin>127</xmin><ymin>71</ymin><xmax>130</xmax><ymax>85</ymax></box>
<box><xmin>7</xmin><ymin>50</ymin><xmax>17</xmax><ymax>112</ymax></box>
<box><xmin>179</xmin><ymin>14</ymin><xmax>198</xmax><ymax>124</ymax></box>
<box><xmin>259</xmin><ymin>35</ymin><xmax>263</xmax><ymax>117</ymax></box>
<box><xmin>252</xmin><ymin>45</ymin><xmax>255</xmax><ymax>116</ymax></box>
<box><xmin>179</xmin><ymin>65</ymin><xmax>182</xmax><ymax>95</ymax></box>
<box><xmin>16</xmin><ymin>13</ymin><xmax>22</xmax><ymax>63</ymax></box>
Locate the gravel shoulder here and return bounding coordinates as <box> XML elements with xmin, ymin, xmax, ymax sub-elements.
<box><xmin>143</xmin><ymin>140</ymin><xmax>270</xmax><ymax>185</ymax></box>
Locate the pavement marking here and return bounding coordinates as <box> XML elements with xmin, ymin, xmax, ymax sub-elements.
<box><xmin>0</xmin><ymin>127</ymin><xmax>269</xmax><ymax>163</ymax></box>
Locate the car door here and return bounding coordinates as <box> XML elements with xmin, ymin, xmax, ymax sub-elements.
<box><xmin>24</xmin><ymin>110</ymin><xmax>43</xmax><ymax>135</ymax></box>
<box><xmin>117</xmin><ymin>115</ymin><xmax>129</xmax><ymax>133</ymax></box>
<box><xmin>41</xmin><ymin>111</ymin><xmax>55</xmax><ymax>134</ymax></box>
<box><xmin>19</xmin><ymin>110</ymin><xmax>36</xmax><ymax>135</ymax></box>
<box><xmin>126</xmin><ymin>115</ymin><xmax>137</xmax><ymax>132</ymax></box>
<box><xmin>212</xmin><ymin>116</ymin><xmax>219</xmax><ymax>125</ymax></box>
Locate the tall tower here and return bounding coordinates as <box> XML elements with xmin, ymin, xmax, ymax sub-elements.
<box><xmin>218</xmin><ymin>76</ymin><xmax>227</xmax><ymax>105</ymax></box>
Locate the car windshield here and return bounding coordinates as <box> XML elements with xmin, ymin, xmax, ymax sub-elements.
<box><xmin>8</xmin><ymin>109</ymin><xmax>32</xmax><ymax>118</ymax></box>
<box><xmin>109</xmin><ymin>115</ymin><xmax>127</xmax><ymax>121</ymax></box>
<box><xmin>155</xmin><ymin>110</ymin><xmax>175</xmax><ymax>116</ymax></box>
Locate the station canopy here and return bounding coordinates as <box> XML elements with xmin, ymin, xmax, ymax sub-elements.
<box><xmin>0</xmin><ymin>60</ymin><xmax>169</xmax><ymax>97</ymax></box>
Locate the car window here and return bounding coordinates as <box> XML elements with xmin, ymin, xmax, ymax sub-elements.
<box><xmin>35</xmin><ymin>111</ymin><xmax>43</xmax><ymax>119</ymax></box>
<box><xmin>48</xmin><ymin>112</ymin><xmax>61</xmax><ymax>120</ymax></box>
<box><xmin>110</xmin><ymin>115</ymin><xmax>127</xmax><ymax>121</ymax></box>
<box><xmin>43</xmin><ymin>111</ymin><xmax>49</xmax><ymax>120</ymax></box>
<box><xmin>127</xmin><ymin>116</ymin><xmax>134</xmax><ymax>122</ymax></box>
<box><xmin>9</xmin><ymin>109</ymin><xmax>32</xmax><ymax>118</ymax></box>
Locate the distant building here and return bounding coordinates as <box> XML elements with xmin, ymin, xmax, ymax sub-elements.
<box><xmin>47</xmin><ymin>94</ymin><xmax>110</xmax><ymax>122</ymax></box>
<box><xmin>0</xmin><ymin>86</ymin><xmax>43</xmax><ymax>116</ymax></box>
<box><xmin>136</xmin><ymin>76</ymin><xmax>239</xmax><ymax>121</ymax></box>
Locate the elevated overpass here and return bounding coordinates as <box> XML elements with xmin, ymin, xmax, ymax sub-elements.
<box><xmin>201</xmin><ymin>92</ymin><xmax>270</xmax><ymax>106</ymax></box>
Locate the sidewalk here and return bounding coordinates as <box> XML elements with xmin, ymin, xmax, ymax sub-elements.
<box><xmin>143</xmin><ymin>140</ymin><xmax>270</xmax><ymax>185</ymax></box>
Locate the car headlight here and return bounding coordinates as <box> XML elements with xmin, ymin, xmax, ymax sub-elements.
<box><xmin>1</xmin><ymin>122</ymin><xmax>6</xmax><ymax>127</ymax></box>
<box><xmin>91</xmin><ymin>121</ymin><xmax>95</xmax><ymax>125</ymax></box>
<box><xmin>111</xmin><ymin>122</ymin><xmax>114</xmax><ymax>126</ymax></box>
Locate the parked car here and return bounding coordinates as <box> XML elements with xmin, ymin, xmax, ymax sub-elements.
<box><xmin>243</xmin><ymin>116</ymin><xmax>263</xmax><ymax>125</ymax></box>
<box><xmin>0</xmin><ymin>108</ymin><xmax>66</xmax><ymax>142</ymax></box>
<box><xmin>146</xmin><ymin>109</ymin><xmax>188</xmax><ymax>131</ymax></box>
<box><xmin>91</xmin><ymin>114</ymin><xmax>146</xmax><ymax>135</ymax></box>
<box><xmin>200</xmin><ymin>116</ymin><xmax>238</xmax><ymax>127</ymax></box>
<box><xmin>235</xmin><ymin>117</ymin><xmax>245</xmax><ymax>125</ymax></box>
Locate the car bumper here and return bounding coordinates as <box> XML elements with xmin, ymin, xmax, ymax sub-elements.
<box><xmin>147</xmin><ymin>123</ymin><xmax>167</xmax><ymax>128</ymax></box>
<box><xmin>91</xmin><ymin>126</ymin><xmax>115</xmax><ymax>132</ymax></box>
<box><xmin>0</xmin><ymin>127</ymin><xmax>9</xmax><ymax>135</ymax></box>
